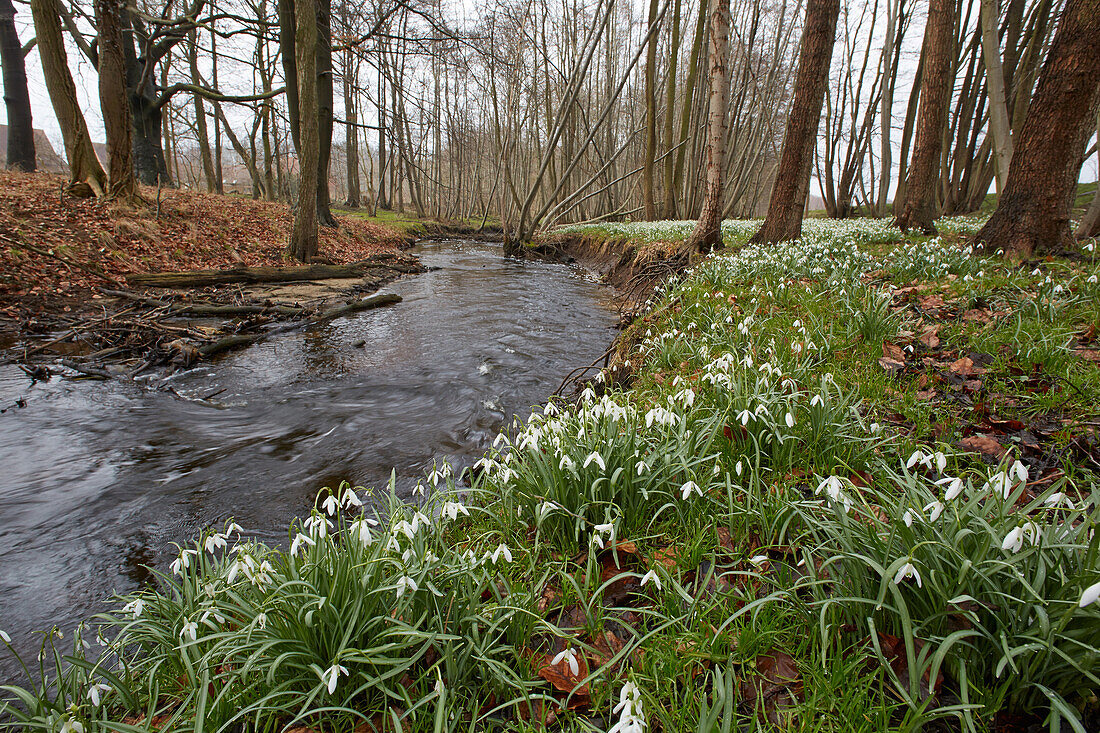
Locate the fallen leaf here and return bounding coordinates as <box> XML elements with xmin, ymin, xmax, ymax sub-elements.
<box><xmin>919</xmin><ymin>327</ymin><xmax>941</xmax><ymax>349</ymax></box>
<box><xmin>949</xmin><ymin>356</ymin><xmax>986</xmax><ymax>376</ymax></box>
<box><xmin>878</xmin><ymin>356</ymin><xmax>905</xmax><ymax>374</ymax></box>
<box><xmin>959</xmin><ymin>434</ymin><xmax>1006</xmax><ymax>459</ymax></box>
<box><xmin>882</xmin><ymin>341</ymin><xmax>905</xmax><ymax>362</ymax></box>
<box><xmin>741</xmin><ymin>650</ymin><xmax>803</xmax><ymax>727</ymax></box>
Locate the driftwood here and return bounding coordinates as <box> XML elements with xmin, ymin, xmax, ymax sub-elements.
<box><xmin>100</xmin><ymin>289</ymin><xmax>305</xmax><ymax>317</ymax></box>
<box><xmin>198</xmin><ymin>292</ymin><xmax>402</xmax><ymax>358</ymax></box>
<box><xmin>125</xmin><ymin>259</ymin><xmax>418</xmax><ymax>288</ymax></box>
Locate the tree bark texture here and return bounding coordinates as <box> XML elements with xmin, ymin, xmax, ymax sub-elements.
<box><xmin>893</xmin><ymin>0</ymin><xmax>955</xmax><ymax>234</ymax></box>
<box><xmin>686</xmin><ymin>0</ymin><xmax>731</xmax><ymax>253</ymax></box>
<box><xmin>287</xmin><ymin>0</ymin><xmax>320</xmax><ymax>262</ymax></box>
<box><xmin>749</xmin><ymin>0</ymin><xmax>839</xmax><ymax>244</ymax></box>
<box><xmin>0</xmin><ymin>0</ymin><xmax>34</xmax><ymax>171</ymax></box>
<box><xmin>95</xmin><ymin>0</ymin><xmax>137</xmax><ymax>199</ymax></box>
<box><xmin>973</xmin><ymin>0</ymin><xmax>1100</xmax><ymax>259</ymax></box>
<box><xmin>30</xmin><ymin>0</ymin><xmax>106</xmax><ymax>194</ymax></box>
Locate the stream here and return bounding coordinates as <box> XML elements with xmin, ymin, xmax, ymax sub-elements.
<box><xmin>0</xmin><ymin>238</ymin><xmax>617</xmax><ymax>683</ymax></box>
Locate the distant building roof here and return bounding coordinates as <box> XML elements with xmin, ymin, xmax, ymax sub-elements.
<box><xmin>0</xmin><ymin>126</ymin><xmax>67</xmax><ymax>173</ymax></box>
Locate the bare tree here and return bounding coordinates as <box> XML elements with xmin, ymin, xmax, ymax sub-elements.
<box><xmin>750</xmin><ymin>0</ymin><xmax>840</xmax><ymax>244</ymax></box>
<box><xmin>288</xmin><ymin>0</ymin><xmax>320</xmax><ymax>261</ymax></box>
<box><xmin>686</xmin><ymin>0</ymin><xmax>731</xmax><ymax>253</ymax></box>
<box><xmin>893</xmin><ymin>0</ymin><xmax>956</xmax><ymax>233</ymax></box>
<box><xmin>973</xmin><ymin>0</ymin><xmax>1100</xmax><ymax>260</ymax></box>
<box><xmin>0</xmin><ymin>0</ymin><xmax>34</xmax><ymax>171</ymax></box>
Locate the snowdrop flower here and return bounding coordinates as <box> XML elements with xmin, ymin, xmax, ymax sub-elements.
<box><xmin>984</xmin><ymin>472</ymin><xmax>1013</xmax><ymax>499</ymax></box>
<box><xmin>1011</xmin><ymin>460</ymin><xmax>1028</xmax><ymax>484</ymax></box>
<box><xmin>350</xmin><ymin>518</ymin><xmax>374</xmax><ymax>546</ymax></box>
<box><xmin>1001</xmin><ymin>523</ymin><xmax>1040</xmax><ymax>554</ymax></box>
<box><xmin>592</xmin><ymin>523</ymin><xmax>615</xmax><ymax>549</ymax></box>
<box><xmin>225</xmin><ymin>522</ymin><xmax>245</xmax><ymax>537</ymax></box>
<box><xmin>304</xmin><ymin>513</ymin><xmax>332</xmax><ymax>539</ymax></box>
<box><xmin>893</xmin><ymin>561</ymin><xmax>922</xmax><ymax>588</ymax></box>
<box><xmin>610</xmin><ymin>681</ymin><xmax>646</xmax><ymax>733</ymax></box>
<box><xmin>735</xmin><ymin>460</ymin><xmax>744</xmax><ymax>476</ymax></box>
<box><xmin>738</xmin><ymin>409</ymin><xmax>753</xmax><ymax>426</ymax></box>
<box><xmin>321</xmin><ymin>493</ymin><xmax>341</xmax><ymax>516</ymax></box>
<box><xmin>1043</xmin><ymin>492</ymin><xmax>1074</xmax><ymax>509</ymax></box>
<box><xmin>60</xmin><ymin>719</ymin><xmax>84</xmax><ymax>733</ymax></box>
<box><xmin>635</xmin><ymin>460</ymin><xmax>649</xmax><ymax>476</ymax></box>
<box><xmin>537</xmin><ymin>501</ymin><xmax>560</xmax><ymax>522</ymax></box>
<box><xmin>559</xmin><ymin>454</ymin><xmax>576</xmax><ymax>471</ymax></box>
<box><xmin>122</xmin><ymin>599</ymin><xmax>144</xmax><ymax>618</ymax></box>
<box><xmin>320</xmin><ymin>663</ymin><xmax>348</xmax><ymax>694</ymax></box>
<box><xmin>342</xmin><ymin>489</ymin><xmax>363</xmax><ymax>509</ymax></box>
<box><xmin>87</xmin><ymin>682</ymin><xmax>112</xmax><ymax>707</ymax></box>
<box><xmin>906</xmin><ymin>450</ymin><xmax>930</xmax><ymax>470</ymax></box>
<box><xmin>255</xmin><ymin>613</ymin><xmax>267</xmax><ymax>630</ymax></box>
<box><xmin>936</xmin><ymin>475</ymin><xmax>965</xmax><ymax>501</ymax></box>
<box><xmin>490</xmin><ymin>544</ymin><xmax>513</xmax><ymax>564</ymax></box>
<box><xmin>902</xmin><ymin>509</ymin><xmax>916</xmax><ymax>527</ymax></box>
<box><xmin>640</xmin><ymin>569</ymin><xmax>662</xmax><ymax>590</ymax></box>
<box><xmin>180</xmin><ymin>620</ymin><xmax>198</xmax><ymax>642</ymax></box>
<box><xmin>680</xmin><ymin>480</ymin><xmax>702</xmax><ymax>500</ymax></box>
<box><xmin>204</xmin><ymin>533</ymin><xmax>228</xmax><ymax>554</ymax></box>
<box><xmin>551</xmin><ymin>647</ymin><xmax>581</xmax><ymax>676</ymax></box>
<box><xmin>1080</xmin><ymin>581</ymin><xmax>1100</xmax><ymax>608</ymax></box>
<box><xmin>170</xmin><ymin>549</ymin><xmax>198</xmax><ymax>576</ymax></box>
<box><xmin>923</xmin><ymin>501</ymin><xmax>945</xmax><ymax>522</ymax></box>
<box><xmin>393</xmin><ymin>520</ymin><xmax>417</xmax><ymax>540</ymax></box>
<box><xmin>583</xmin><ymin>451</ymin><xmax>606</xmax><ymax>471</ymax></box>
<box><xmin>816</xmin><ymin>475</ymin><xmax>844</xmax><ymax>501</ymax></box>
<box><xmin>396</xmin><ymin>575</ymin><xmax>418</xmax><ymax>598</ymax></box>
<box><xmin>441</xmin><ymin>501</ymin><xmax>469</xmax><ymax>521</ymax></box>
<box><xmin>748</xmin><ymin>554</ymin><xmax>770</xmax><ymax>568</ymax></box>
<box><xmin>0</xmin><ymin>629</ymin><xmax>9</xmax><ymax>644</ymax></box>
<box><xmin>810</xmin><ymin>394</ymin><xmax>824</xmax><ymax>407</ymax></box>
<box><xmin>290</xmin><ymin>532</ymin><xmax>315</xmax><ymax>557</ymax></box>
<box><xmin>785</xmin><ymin>412</ymin><xmax>795</xmax><ymax>428</ymax></box>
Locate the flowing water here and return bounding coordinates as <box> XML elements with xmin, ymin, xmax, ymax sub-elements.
<box><xmin>0</xmin><ymin>238</ymin><xmax>616</xmax><ymax>682</ymax></box>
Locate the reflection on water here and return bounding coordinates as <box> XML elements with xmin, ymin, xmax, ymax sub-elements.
<box><xmin>0</xmin><ymin>239</ymin><xmax>616</xmax><ymax>681</ymax></box>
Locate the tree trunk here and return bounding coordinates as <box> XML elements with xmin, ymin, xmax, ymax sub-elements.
<box><xmin>95</xmin><ymin>0</ymin><xmax>137</xmax><ymax>200</ymax></box>
<box><xmin>287</xmin><ymin>0</ymin><xmax>319</xmax><ymax>262</ymax></box>
<box><xmin>641</xmin><ymin>0</ymin><xmax>659</xmax><ymax>220</ymax></box>
<box><xmin>315</xmin><ymin>0</ymin><xmax>335</xmax><ymax>226</ymax></box>
<box><xmin>0</xmin><ymin>0</ymin><xmax>34</xmax><ymax>171</ymax></box>
<box><xmin>686</xmin><ymin>0</ymin><xmax>730</xmax><ymax>253</ymax></box>
<box><xmin>189</xmin><ymin>30</ymin><xmax>216</xmax><ymax>191</ymax></box>
<box><xmin>981</xmin><ymin>0</ymin><xmax>1013</xmax><ymax>192</ymax></box>
<box><xmin>749</xmin><ymin>0</ymin><xmax>840</xmax><ymax>244</ymax></box>
<box><xmin>343</xmin><ymin>49</ymin><xmax>361</xmax><ymax>207</ymax></box>
<box><xmin>661</xmin><ymin>0</ymin><xmax>682</xmax><ymax>219</ymax></box>
<box><xmin>973</xmin><ymin>0</ymin><xmax>1100</xmax><ymax>260</ymax></box>
<box><xmin>893</xmin><ymin>0</ymin><xmax>955</xmax><ymax>234</ymax></box>
<box><xmin>30</xmin><ymin>0</ymin><xmax>105</xmax><ymax>194</ymax></box>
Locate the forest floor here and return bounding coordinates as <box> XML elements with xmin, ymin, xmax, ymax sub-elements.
<box><xmin>0</xmin><ymin>170</ymin><xmax>412</xmax><ymax>313</ymax></box>
<box><xmin>0</xmin><ymin>171</ymin><xmax>431</xmax><ymax>376</ymax></box>
<box><xmin>2</xmin><ymin>215</ymin><xmax>1100</xmax><ymax>732</ymax></box>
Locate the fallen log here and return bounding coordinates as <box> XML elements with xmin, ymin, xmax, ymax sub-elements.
<box><xmin>126</xmin><ymin>260</ymin><xmax>398</xmax><ymax>288</ymax></box>
<box><xmin>99</xmin><ymin>288</ymin><xmax>306</xmax><ymax>317</ymax></box>
<box><xmin>198</xmin><ymin>292</ymin><xmax>401</xmax><ymax>359</ymax></box>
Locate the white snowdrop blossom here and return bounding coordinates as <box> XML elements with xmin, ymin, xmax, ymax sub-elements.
<box><xmin>583</xmin><ymin>451</ymin><xmax>606</xmax><ymax>471</ymax></box>
<box><xmin>320</xmin><ymin>663</ymin><xmax>349</xmax><ymax>694</ymax></box>
<box><xmin>680</xmin><ymin>481</ymin><xmax>702</xmax><ymax>500</ymax></box>
<box><xmin>1001</xmin><ymin>523</ymin><xmax>1040</xmax><ymax>554</ymax></box>
<box><xmin>937</xmin><ymin>476</ymin><xmax>965</xmax><ymax>501</ymax></box>
<box><xmin>924</xmin><ymin>501</ymin><xmax>945</xmax><ymax>522</ymax></box>
<box><xmin>350</xmin><ymin>519</ymin><xmax>374</xmax><ymax>546</ymax></box>
<box><xmin>537</xmin><ymin>501</ymin><xmax>560</xmax><ymax>522</ymax></box>
<box><xmin>559</xmin><ymin>454</ymin><xmax>576</xmax><ymax>471</ymax></box>
<box><xmin>1080</xmin><ymin>582</ymin><xmax>1100</xmax><ymax>608</ymax></box>
<box><xmin>60</xmin><ymin>719</ymin><xmax>84</xmax><ymax>733</ymax></box>
<box><xmin>170</xmin><ymin>549</ymin><xmax>198</xmax><ymax>576</ymax></box>
<box><xmin>396</xmin><ymin>575</ymin><xmax>418</xmax><ymax>598</ymax></box>
<box><xmin>893</xmin><ymin>562</ymin><xmax>922</xmax><ymax>588</ymax></box>
<box><xmin>0</xmin><ymin>629</ymin><xmax>9</xmax><ymax>644</ymax></box>
<box><xmin>551</xmin><ymin>647</ymin><xmax>581</xmax><ymax>676</ymax></box>
<box><xmin>304</xmin><ymin>513</ymin><xmax>332</xmax><ymax>539</ymax></box>
<box><xmin>984</xmin><ymin>472</ymin><xmax>1013</xmax><ymax>500</ymax></box>
<box><xmin>609</xmin><ymin>681</ymin><xmax>646</xmax><ymax>733</ymax></box>
<box><xmin>592</xmin><ymin>523</ymin><xmax>616</xmax><ymax>549</ymax></box>
<box><xmin>204</xmin><ymin>532</ymin><xmax>228</xmax><ymax>554</ymax></box>
<box><xmin>122</xmin><ymin>599</ymin><xmax>144</xmax><ymax>618</ymax></box>
<box><xmin>321</xmin><ymin>493</ymin><xmax>341</xmax><ymax>516</ymax></box>
<box><xmin>180</xmin><ymin>620</ymin><xmax>198</xmax><ymax>642</ymax></box>
<box><xmin>87</xmin><ymin>682</ymin><xmax>112</xmax><ymax>707</ymax></box>
<box><xmin>640</xmin><ymin>569</ymin><xmax>662</xmax><ymax>590</ymax></box>
<box><xmin>635</xmin><ymin>460</ymin><xmax>649</xmax><ymax>476</ymax></box>
<box><xmin>290</xmin><ymin>532</ymin><xmax>316</xmax><ymax>557</ymax></box>
<box><xmin>342</xmin><ymin>489</ymin><xmax>362</xmax><ymax>509</ymax></box>
<box><xmin>490</xmin><ymin>544</ymin><xmax>513</xmax><ymax>564</ymax></box>
<box><xmin>1043</xmin><ymin>492</ymin><xmax>1074</xmax><ymax>509</ymax></box>
<box><xmin>441</xmin><ymin>501</ymin><xmax>469</xmax><ymax>521</ymax></box>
